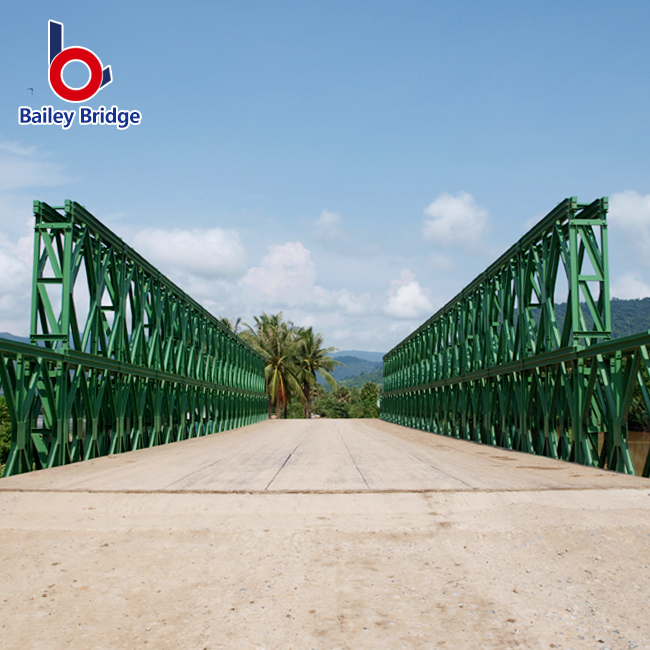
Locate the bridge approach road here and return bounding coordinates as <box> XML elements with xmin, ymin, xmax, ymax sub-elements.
<box><xmin>1</xmin><ymin>418</ymin><xmax>649</xmax><ymax>649</ymax></box>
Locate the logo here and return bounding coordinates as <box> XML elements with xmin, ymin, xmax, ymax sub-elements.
<box><xmin>48</xmin><ymin>20</ymin><xmax>112</xmax><ymax>103</ymax></box>
<box><xmin>18</xmin><ymin>20</ymin><xmax>141</xmax><ymax>130</ymax></box>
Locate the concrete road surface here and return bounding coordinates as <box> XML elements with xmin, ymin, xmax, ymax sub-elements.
<box><xmin>1</xmin><ymin>419</ymin><xmax>649</xmax><ymax>649</ymax></box>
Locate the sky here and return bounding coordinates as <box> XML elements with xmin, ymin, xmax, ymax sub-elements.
<box><xmin>2</xmin><ymin>1</ymin><xmax>650</xmax><ymax>352</ymax></box>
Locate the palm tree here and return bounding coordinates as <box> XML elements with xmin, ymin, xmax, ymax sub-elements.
<box><xmin>297</xmin><ymin>327</ymin><xmax>340</xmax><ymax>418</ymax></box>
<box><xmin>218</xmin><ymin>316</ymin><xmax>242</xmax><ymax>334</ymax></box>
<box><xmin>242</xmin><ymin>313</ymin><xmax>304</xmax><ymax>418</ymax></box>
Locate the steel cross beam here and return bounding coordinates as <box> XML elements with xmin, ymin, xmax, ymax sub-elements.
<box><xmin>1</xmin><ymin>201</ymin><xmax>267</xmax><ymax>477</ymax></box>
<box><xmin>381</xmin><ymin>197</ymin><xmax>650</xmax><ymax>476</ymax></box>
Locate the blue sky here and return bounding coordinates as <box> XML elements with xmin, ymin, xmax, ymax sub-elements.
<box><xmin>2</xmin><ymin>1</ymin><xmax>650</xmax><ymax>351</ymax></box>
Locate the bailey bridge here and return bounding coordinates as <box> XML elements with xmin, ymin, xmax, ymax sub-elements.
<box><xmin>1</xmin><ymin>199</ymin><xmax>649</xmax><ymax>649</ymax></box>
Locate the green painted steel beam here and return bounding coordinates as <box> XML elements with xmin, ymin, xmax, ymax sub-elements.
<box><xmin>381</xmin><ymin>197</ymin><xmax>650</xmax><ymax>476</ymax></box>
<box><xmin>1</xmin><ymin>200</ymin><xmax>267</xmax><ymax>477</ymax></box>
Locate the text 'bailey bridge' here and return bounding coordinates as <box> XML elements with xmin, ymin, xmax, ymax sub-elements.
<box><xmin>383</xmin><ymin>197</ymin><xmax>650</xmax><ymax>477</ymax></box>
<box><xmin>0</xmin><ymin>200</ymin><xmax>267</xmax><ymax>477</ymax></box>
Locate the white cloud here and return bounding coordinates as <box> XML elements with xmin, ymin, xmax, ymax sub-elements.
<box><xmin>383</xmin><ymin>269</ymin><xmax>434</xmax><ymax>320</ymax></box>
<box><xmin>0</xmin><ymin>195</ymin><xmax>38</xmax><ymax>235</ymax></box>
<box><xmin>0</xmin><ymin>235</ymin><xmax>33</xmax><ymax>334</ymax></box>
<box><xmin>611</xmin><ymin>272</ymin><xmax>650</xmax><ymax>300</ymax></box>
<box><xmin>239</xmin><ymin>242</ymin><xmax>374</xmax><ymax>332</ymax></box>
<box><xmin>0</xmin><ymin>139</ymin><xmax>71</xmax><ymax>335</ymax></box>
<box><xmin>523</xmin><ymin>211</ymin><xmax>546</xmax><ymax>232</ymax></box>
<box><xmin>313</xmin><ymin>286</ymin><xmax>371</xmax><ymax>316</ymax></box>
<box><xmin>0</xmin><ymin>140</ymin><xmax>70</xmax><ymax>234</ymax></box>
<box><xmin>422</xmin><ymin>191</ymin><xmax>488</xmax><ymax>248</ymax></box>
<box><xmin>243</xmin><ymin>242</ymin><xmax>317</xmax><ymax>305</ymax></box>
<box><xmin>132</xmin><ymin>227</ymin><xmax>248</xmax><ymax>279</ymax></box>
<box><xmin>334</xmin><ymin>289</ymin><xmax>370</xmax><ymax>316</ymax></box>
<box><xmin>609</xmin><ymin>190</ymin><xmax>650</xmax><ymax>260</ymax></box>
<box><xmin>314</xmin><ymin>209</ymin><xmax>346</xmax><ymax>244</ymax></box>
<box><xmin>0</xmin><ymin>141</ymin><xmax>69</xmax><ymax>191</ymax></box>
<box><xmin>428</xmin><ymin>252</ymin><xmax>455</xmax><ymax>271</ymax></box>
<box><xmin>609</xmin><ymin>190</ymin><xmax>650</xmax><ymax>230</ymax></box>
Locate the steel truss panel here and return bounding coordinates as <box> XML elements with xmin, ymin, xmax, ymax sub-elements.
<box><xmin>382</xmin><ymin>198</ymin><xmax>650</xmax><ymax>476</ymax></box>
<box><xmin>1</xmin><ymin>201</ymin><xmax>267</xmax><ymax>477</ymax></box>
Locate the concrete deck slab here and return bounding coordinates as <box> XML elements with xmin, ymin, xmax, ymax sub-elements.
<box><xmin>1</xmin><ymin>418</ymin><xmax>648</xmax><ymax>493</ymax></box>
<box><xmin>1</xmin><ymin>419</ymin><xmax>649</xmax><ymax>650</ymax></box>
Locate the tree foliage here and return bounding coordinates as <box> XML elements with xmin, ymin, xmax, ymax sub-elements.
<box><xmin>311</xmin><ymin>381</ymin><xmax>381</xmax><ymax>419</ymax></box>
<box><xmin>218</xmin><ymin>316</ymin><xmax>242</xmax><ymax>334</ymax></box>
<box><xmin>297</xmin><ymin>327</ymin><xmax>339</xmax><ymax>418</ymax></box>
<box><xmin>240</xmin><ymin>313</ymin><xmax>341</xmax><ymax>418</ymax></box>
<box><xmin>0</xmin><ymin>396</ymin><xmax>11</xmax><ymax>476</ymax></box>
<box><xmin>543</xmin><ymin>297</ymin><xmax>650</xmax><ymax>340</ymax></box>
<box><xmin>339</xmin><ymin>368</ymin><xmax>383</xmax><ymax>389</ymax></box>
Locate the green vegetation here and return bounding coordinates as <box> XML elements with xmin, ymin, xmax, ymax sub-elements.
<box><xmin>240</xmin><ymin>312</ymin><xmax>340</xmax><ymax>418</ymax></box>
<box><xmin>297</xmin><ymin>327</ymin><xmax>339</xmax><ymax>418</ymax></box>
<box><xmin>629</xmin><ymin>385</ymin><xmax>650</xmax><ymax>431</ymax></box>
<box><xmin>340</xmin><ymin>368</ymin><xmax>383</xmax><ymax>389</ymax></box>
<box><xmin>0</xmin><ymin>396</ymin><xmax>11</xmax><ymax>477</ymax></box>
<box><xmin>233</xmin><ymin>312</ymin><xmax>382</xmax><ymax>419</ymax></box>
<box><xmin>322</xmin><ymin>355</ymin><xmax>382</xmax><ymax>382</ymax></box>
<box><xmin>311</xmin><ymin>381</ymin><xmax>381</xmax><ymax>419</ymax></box>
<box><xmin>218</xmin><ymin>317</ymin><xmax>242</xmax><ymax>334</ymax></box>
<box><xmin>610</xmin><ymin>298</ymin><xmax>650</xmax><ymax>338</ymax></box>
<box><xmin>552</xmin><ymin>298</ymin><xmax>650</xmax><ymax>339</ymax></box>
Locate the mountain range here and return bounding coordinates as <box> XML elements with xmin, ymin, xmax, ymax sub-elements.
<box><xmin>0</xmin><ymin>333</ymin><xmax>30</xmax><ymax>344</ymax></box>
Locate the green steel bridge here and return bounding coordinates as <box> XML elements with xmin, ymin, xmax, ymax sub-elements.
<box><xmin>1</xmin><ymin>196</ymin><xmax>650</xmax><ymax>478</ymax></box>
<box><xmin>382</xmin><ymin>197</ymin><xmax>650</xmax><ymax>477</ymax></box>
<box><xmin>0</xmin><ymin>200</ymin><xmax>267</xmax><ymax>477</ymax></box>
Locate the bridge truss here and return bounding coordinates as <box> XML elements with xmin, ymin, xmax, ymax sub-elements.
<box><xmin>1</xmin><ymin>200</ymin><xmax>267</xmax><ymax>477</ymax></box>
<box><xmin>382</xmin><ymin>197</ymin><xmax>650</xmax><ymax>476</ymax></box>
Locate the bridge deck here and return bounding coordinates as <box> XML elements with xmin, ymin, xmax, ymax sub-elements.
<box><xmin>1</xmin><ymin>418</ymin><xmax>646</xmax><ymax>493</ymax></box>
<box><xmin>1</xmin><ymin>419</ymin><xmax>649</xmax><ymax>649</ymax></box>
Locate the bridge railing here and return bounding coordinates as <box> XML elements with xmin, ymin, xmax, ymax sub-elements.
<box><xmin>382</xmin><ymin>197</ymin><xmax>650</xmax><ymax>476</ymax></box>
<box><xmin>1</xmin><ymin>200</ymin><xmax>267</xmax><ymax>477</ymax></box>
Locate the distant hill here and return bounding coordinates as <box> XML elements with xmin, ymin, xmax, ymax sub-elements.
<box><xmin>333</xmin><ymin>350</ymin><xmax>385</xmax><ymax>363</ymax></box>
<box><xmin>340</xmin><ymin>368</ymin><xmax>383</xmax><ymax>389</ymax></box>
<box><xmin>0</xmin><ymin>332</ymin><xmax>30</xmax><ymax>344</ymax></box>
<box><xmin>610</xmin><ymin>298</ymin><xmax>650</xmax><ymax>337</ymax></box>
<box><xmin>315</xmin><ymin>352</ymin><xmax>384</xmax><ymax>390</ymax></box>
<box><xmin>316</xmin><ymin>354</ymin><xmax>383</xmax><ymax>389</ymax></box>
<box><xmin>551</xmin><ymin>298</ymin><xmax>650</xmax><ymax>339</ymax></box>
<box><xmin>328</xmin><ymin>355</ymin><xmax>382</xmax><ymax>381</ymax></box>
<box><xmin>325</xmin><ymin>299</ymin><xmax>650</xmax><ymax>392</ymax></box>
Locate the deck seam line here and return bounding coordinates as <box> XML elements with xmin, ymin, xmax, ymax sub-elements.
<box><xmin>161</xmin><ymin>457</ymin><xmax>225</xmax><ymax>490</ymax></box>
<box><xmin>0</xmin><ymin>486</ymin><xmax>647</xmax><ymax>495</ymax></box>
<box><xmin>263</xmin><ymin>440</ymin><xmax>304</xmax><ymax>491</ymax></box>
<box><xmin>335</xmin><ymin>423</ymin><xmax>370</xmax><ymax>489</ymax></box>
